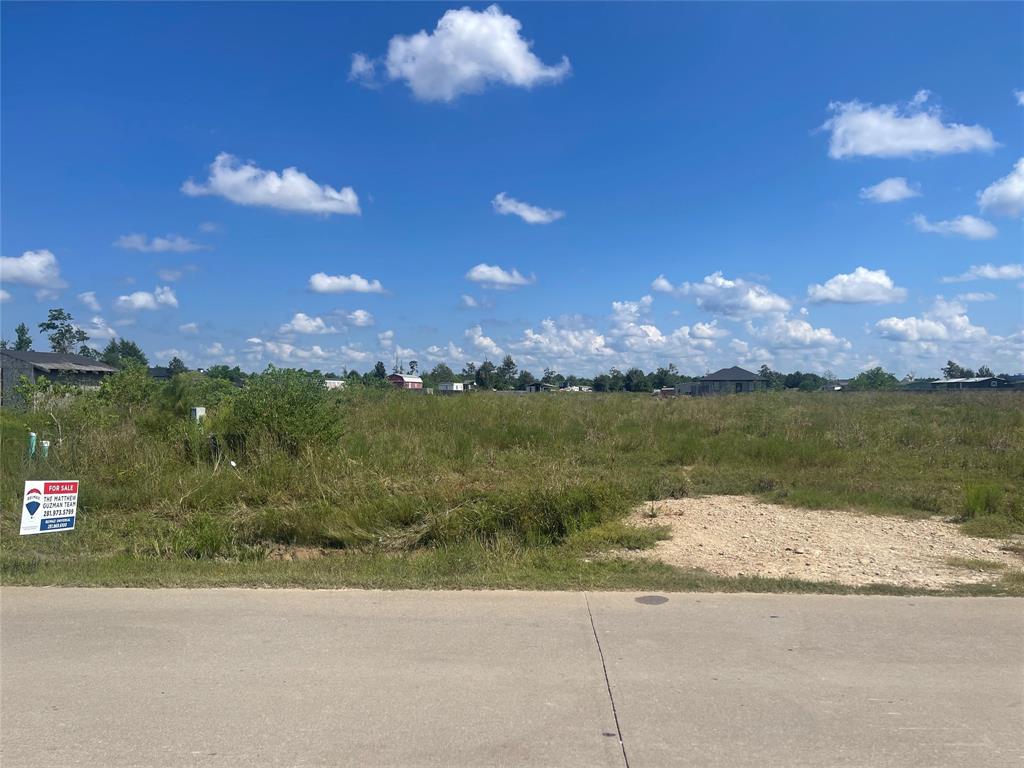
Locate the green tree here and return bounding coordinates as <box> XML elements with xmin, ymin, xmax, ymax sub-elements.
<box><xmin>38</xmin><ymin>308</ymin><xmax>88</xmax><ymax>354</ymax></box>
<box><xmin>475</xmin><ymin>359</ymin><xmax>497</xmax><ymax>389</ymax></box>
<box><xmin>976</xmin><ymin>365</ymin><xmax>994</xmax><ymax>378</ymax></box>
<box><xmin>460</xmin><ymin>362</ymin><xmax>477</xmax><ymax>380</ymax></box>
<box><xmin>14</xmin><ymin>322</ymin><xmax>33</xmax><ymax>351</ymax></box>
<box><xmin>408</xmin><ymin>360</ymin><xmax>418</xmax><ymax>374</ymax></box>
<box><xmin>649</xmin><ymin>364</ymin><xmax>680</xmax><ymax>390</ymax></box>
<box><xmin>373</xmin><ymin>361</ymin><xmax>387</xmax><ymax>379</ymax></box>
<box><xmin>427</xmin><ymin>363</ymin><xmax>455</xmax><ymax>387</ymax></box>
<box><xmin>497</xmin><ymin>355</ymin><xmax>518</xmax><ymax>390</ymax></box>
<box><xmin>205</xmin><ymin>365</ymin><xmax>247</xmax><ymax>385</ymax></box>
<box><xmin>515</xmin><ymin>370</ymin><xmax>537</xmax><ymax>390</ymax></box>
<box><xmin>759</xmin><ymin>364</ymin><xmax>785</xmax><ymax>390</ymax></box>
<box><xmin>624</xmin><ymin>367</ymin><xmax>651</xmax><ymax>392</ymax></box>
<box><xmin>607</xmin><ymin>368</ymin><xmax>626</xmax><ymax>392</ymax></box>
<box><xmin>101</xmin><ymin>338</ymin><xmax>149</xmax><ymax>368</ymax></box>
<box><xmin>941</xmin><ymin>360</ymin><xmax>974</xmax><ymax>379</ymax></box>
<box><xmin>168</xmin><ymin>356</ymin><xmax>188</xmax><ymax>376</ymax></box>
<box><xmin>848</xmin><ymin>366</ymin><xmax>899</xmax><ymax>391</ymax></box>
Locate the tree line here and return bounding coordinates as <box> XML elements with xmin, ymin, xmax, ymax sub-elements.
<box><xmin>3</xmin><ymin>307</ymin><xmax>1014</xmax><ymax>392</ymax></box>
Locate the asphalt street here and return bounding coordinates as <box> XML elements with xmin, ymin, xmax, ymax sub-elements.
<box><xmin>1</xmin><ymin>588</ymin><xmax>1021</xmax><ymax>767</ymax></box>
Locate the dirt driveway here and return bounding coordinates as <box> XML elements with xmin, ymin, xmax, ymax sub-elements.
<box><xmin>627</xmin><ymin>495</ymin><xmax>1023</xmax><ymax>589</ymax></box>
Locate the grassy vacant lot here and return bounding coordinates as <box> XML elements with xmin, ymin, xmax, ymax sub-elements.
<box><xmin>2</xmin><ymin>371</ymin><xmax>1022</xmax><ymax>594</ymax></box>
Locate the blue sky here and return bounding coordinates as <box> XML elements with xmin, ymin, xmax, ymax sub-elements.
<box><xmin>2</xmin><ymin>2</ymin><xmax>1022</xmax><ymax>376</ymax></box>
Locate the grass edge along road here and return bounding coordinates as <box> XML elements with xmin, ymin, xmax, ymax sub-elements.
<box><xmin>2</xmin><ymin>377</ymin><xmax>1022</xmax><ymax>595</ymax></box>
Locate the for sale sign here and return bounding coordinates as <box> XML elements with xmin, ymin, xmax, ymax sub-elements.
<box><xmin>21</xmin><ymin>481</ymin><xmax>78</xmax><ymax>535</ymax></box>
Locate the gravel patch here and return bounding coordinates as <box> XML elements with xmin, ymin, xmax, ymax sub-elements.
<box><xmin>626</xmin><ymin>495</ymin><xmax>1023</xmax><ymax>589</ymax></box>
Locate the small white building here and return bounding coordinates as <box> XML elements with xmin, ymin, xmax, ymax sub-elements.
<box><xmin>438</xmin><ymin>381</ymin><xmax>465</xmax><ymax>393</ymax></box>
<box><xmin>324</xmin><ymin>378</ymin><xmax>347</xmax><ymax>390</ymax></box>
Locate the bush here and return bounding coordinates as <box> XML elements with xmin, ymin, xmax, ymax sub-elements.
<box><xmin>99</xmin><ymin>364</ymin><xmax>158</xmax><ymax>416</ymax></box>
<box><xmin>228</xmin><ymin>366</ymin><xmax>342</xmax><ymax>453</ymax></box>
<box><xmin>164</xmin><ymin>372</ymin><xmax>238</xmax><ymax>418</ymax></box>
<box><xmin>961</xmin><ymin>483</ymin><xmax>1003</xmax><ymax>519</ymax></box>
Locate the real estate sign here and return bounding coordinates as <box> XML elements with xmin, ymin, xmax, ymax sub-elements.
<box><xmin>21</xmin><ymin>481</ymin><xmax>79</xmax><ymax>536</ymax></box>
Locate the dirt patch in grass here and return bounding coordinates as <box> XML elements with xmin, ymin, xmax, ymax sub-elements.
<box><xmin>264</xmin><ymin>544</ymin><xmax>332</xmax><ymax>561</ymax></box>
<box><xmin>625</xmin><ymin>495</ymin><xmax>1024</xmax><ymax>589</ymax></box>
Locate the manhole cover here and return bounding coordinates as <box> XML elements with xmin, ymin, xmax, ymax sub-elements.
<box><xmin>635</xmin><ymin>595</ymin><xmax>669</xmax><ymax>605</ymax></box>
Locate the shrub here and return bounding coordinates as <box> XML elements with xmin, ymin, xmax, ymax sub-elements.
<box><xmin>99</xmin><ymin>364</ymin><xmax>158</xmax><ymax>416</ymax></box>
<box><xmin>228</xmin><ymin>366</ymin><xmax>342</xmax><ymax>453</ymax></box>
<box><xmin>961</xmin><ymin>483</ymin><xmax>1003</xmax><ymax>519</ymax></box>
<box><xmin>164</xmin><ymin>372</ymin><xmax>238</xmax><ymax>418</ymax></box>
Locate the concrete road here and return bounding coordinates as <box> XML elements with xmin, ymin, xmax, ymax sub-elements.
<box><xmin>1</xmin><ymin>589</ymin><xmax>1021</xmax><ymax>767</ymax></box>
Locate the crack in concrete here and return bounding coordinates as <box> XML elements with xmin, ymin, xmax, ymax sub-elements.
<box><xmin>585</xmin><ymin>593</ymin><xmax>630</xmax><ymax>768</ymax></box>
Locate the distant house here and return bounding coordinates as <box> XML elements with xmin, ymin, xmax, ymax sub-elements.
<box><xmin>653</xmin><ymin>387</ymin><xmax>676</xmax><ymax>398</ymax></box>
<box><xmin>1</xmin><ymin>350</ymin><xmax>118</xmax><ymax>405</ymax></box>
<box><xmin>388</xmin><ymin>373</ymin><xmax>423</xmax><ymax>390</ymax></box>
<box><xmin>324</xmin><ymin>378</ymin><xmax>347</xmax><ymax>390</ymax></box>
<box><xmin>148</xmin><ymin>366</ymin><xmax>172</xmax><ymax>382</ymax></box>
<box><xmin>900</xmin><ymin>379</ymin><xmax>935</xmax><ymax>392</ymax></box>
<box><xmin>929</xmin><ymin>376</ymin><xmax>1011</xmax><ymax>391</ymax></box>
<box><xmin>437</xmin><ymin>381</ymin><xmax>464</xmax><ymax>394</ymax></box>
<box><xmin>560</xmin><ymin>385</ymin><xmax>592</xmax><ymax>393</ymax></box>
<box><xmin>686</xmin><ymin>366</ymin><xmax>767</xmax><ymax>396</ymax></box>
<box><xmin>525</xmin><ymin>382</ymin><xmax>556</xmax><ymax>393</ymax></box>
<box><xmin>822</xmin><ymin>379</ymin><xmax>851</xmax><ymax>392</ymax></box>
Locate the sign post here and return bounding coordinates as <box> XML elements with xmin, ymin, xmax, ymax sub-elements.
<box><xmin>20</xmin><ymin>481</ymin><xmax>79</xmax><ymax>536</ymax></box>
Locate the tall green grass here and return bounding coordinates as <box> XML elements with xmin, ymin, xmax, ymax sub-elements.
<box><xmin>2</xmin><ymin>377</ymin><xmax>1022</xmax><ymax>581</ymax></box>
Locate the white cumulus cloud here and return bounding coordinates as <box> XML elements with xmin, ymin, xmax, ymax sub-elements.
<box><xmin>978</xmin><ymin>157</ymin><xmax>1024</xmax><ymax>218</ymax></box>
<box><xmin>114</xmin><ymin>233</ymin><xmax>206</xmax><ymax>253</ymax></box>
<box><xmin>465</xmin><ymin>324</ymin><xmax>504</xmax><ymax>358</ymax></box>
<box><xmin>182</xmin><ymin>152</ymin><xmax>360</xmax><ymax>216</ymax></box>
<box><xmin>364</xmin><ymin>4</ymin><xmax>570</xmax><ymax>102</ymax></box>
<box><xmin>941</xmin><ymin>263</ymin><xmax>1024</xmax><ymax>283</ymax></box>
<box><xmin>747</xmin><ymin>316</ymin><xmax>849</xmax><ymax>350</ymax></box>
<box><xmin>279</xmin><ymin>312</ymin><xmax>339</xmax><ymax>335</ymax></box>
<box><xmin>178</xmin><ymin>322</ymin><xmax>199</xmax><ymax>334</ymax></box>
<box><xmin>822</xmin><ymin>91</ymin><xmax>997</xmax><ymax>159</ymax></box>
<box><xmin>346</xmin><ymin>309</ymin><xmax>374</xmax><ymax>327</ymax></box>
<box><xmin>808</xmin><ymin>267</ymin><xmax>906</xmax><ymax>304</ymax></box>
<box><xmin>492</xmin><ymin>192</ymin><xmax>564</xmax><ymax>224</ymax></box>
<box><xmin>0</xmin><ymin>289</ymin><xmax>10</xmax><ymax>303</ymax></box>
<box><xmin>309</xmin><ymin>272</ymin><xmax>385</xmax><ymax>294</ymax></box>
<box><xmin>0</xmin><ymin>249</ymin><xmax>65</xmax><ymax>289</ymax></box>
<box><xmin>875</xmin><ymin>297</ymin><xmax>987</xmax><ymax>344</ymax></box>
<box><xmin>912</xmin><ymin>214</ymin><xmax>997</xmax><ymax>240</ymax></box>
<box><xmin>465</xmin><ymin>263</ymin><xmax>534</xmax><ymax>289</ymax></box>
<box><xmin>955</xmin><ymin>292</ymin><xmax>996</xmax><ymax>303</ymax></box>
<box><xmin>425</xmin><ymin>341</ymin><xmax>466</xmax><ymax>363</ymax></box>
<box><xmin>859</xmin><ymin>177</ymin><xmax>921</xmax><ymax>203</ymax></box>
<box><xmin>348</xmin><ymin>53</ymin><xmax>378</xmax><ymax>86</ymax></box>
<box><xmin>115</xmin><ymin>286</ymin><xmax>178</xmax><ymax>311</ymax></box>
<box><xmin>78</xmin><ymin>291</ymin><xmax>102</xmax><ymax>311</ymax></box>
<box><xmin>82</xmin><ymin>316</ymin><xmax>117</xmax><ymax>339</ymax></box>
<box><xmin>513</xmin><ymin>319</ymin><xmax>615</xmax><ymax>362</ymax></box>
<box><xmin>655</xmin><ymin>272</ymin><xmax>790</xmax><ymax>317</ymax></box>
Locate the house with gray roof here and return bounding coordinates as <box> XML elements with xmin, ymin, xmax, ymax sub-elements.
<box><xmin>1</xmin><ymin>350</ymin><xmax>118</xmax><ymax>405</ymax></box>
<box><xmin>677</xmin><ymin>366</ymin><xmax>768</xmax><ymax>396</ymax></box>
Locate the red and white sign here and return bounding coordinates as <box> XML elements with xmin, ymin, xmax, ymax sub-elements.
<box><xmin>20</xmin><ymin>480</ymin><xmax>79</xmax><ymax>536</ymax></box>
